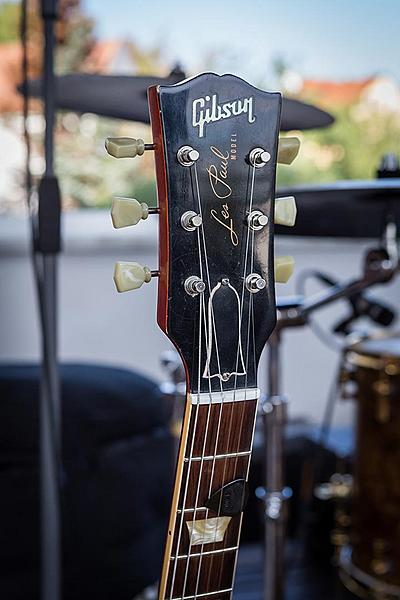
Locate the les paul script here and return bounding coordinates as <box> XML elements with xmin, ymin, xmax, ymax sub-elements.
<box><xmin>207</xmin><ymin>146</ymin><xmax>239</xmax><ymax>246</ymax></box>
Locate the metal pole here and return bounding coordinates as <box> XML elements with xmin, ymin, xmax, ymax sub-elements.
<box><xmin>40</xmin><ymin>256</ymin><xmax>61</xmax><ymax>600</ymax></box>
<box><xmin>39</xmin><ymin>2</ymin><xmax>62</xmax><ymax>600</ymax></box>
<box><xmin>260</xmin><ymin>328</ymin><xmax>291</xmax><ymax>600</ymax></box>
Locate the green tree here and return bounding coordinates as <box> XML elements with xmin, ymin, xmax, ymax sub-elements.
<box><xmin>0</xmin><ymin>1</ymin><xmax>20</xmax><ymax>42</ymax></box>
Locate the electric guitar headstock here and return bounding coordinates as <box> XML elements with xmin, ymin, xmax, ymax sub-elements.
<box><xmin>106</xmin><ymin>72</ymin><xmax>299</xmax><ymax>395</ymax></box>
<box><xmin>106</xmin><ymin>72</ymin><xmax>299</xmax><ymax>600</ymax></box>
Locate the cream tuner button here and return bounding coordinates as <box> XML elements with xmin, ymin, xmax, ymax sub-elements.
<box><xmin>105</xmin><ymin>137</ymin><xmax>154</xmax><ymax>159</ymax></box>
<box><xmin>274</xmin><ymin>196</ymin><xmax>297</xmax><ymax>227</ymax></box>
<box><xmin>275</xmin><ymin>256</ymin><xmax>295</xmax><ymax>283</ymax></box>
<box><xmin>113</xmin><ymin>262</ymin><xmax>154</xmax><ymax>292</ymax></box>
<box><xmin>111</xmin><ymin>197</ymin><xmax>149</xmax><ymax>229</ymax></box>
<box><xmin>277</xmin><ymin>137</ymin><xmax>300</xmax><ymax>165</ymax></box>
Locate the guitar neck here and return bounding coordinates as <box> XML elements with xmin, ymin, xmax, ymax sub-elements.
<box><xmin>159</xmin><ymin>392</ymin><xmax>259</xmax><ymax>600</ymax></box>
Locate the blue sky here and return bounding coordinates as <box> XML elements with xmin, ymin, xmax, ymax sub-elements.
<box><xmin>83</xmin><ymin>0</ymin><xmax>400</xmax><ymax>85</ymax></box>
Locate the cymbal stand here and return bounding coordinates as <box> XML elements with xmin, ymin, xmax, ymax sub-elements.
<box><xmin>259</xmin><ymin>299</ymin><xmax>302</xmax><ymax>600</ymax></box>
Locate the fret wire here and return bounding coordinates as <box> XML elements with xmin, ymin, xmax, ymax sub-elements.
<box><xmin>170</xmin><ymin>546</ymin><xmax>238</xmax><ymax>560</ymax></box>
<box><xmin>176</xmin><ymin>507</ymin><xmax>207</xmax><ymax>514</ymax></box>
<box><xmin>184</xmin><ymin>450</ymin><xmax>251</xmax><ymax>462</ymax></box>
<box><xmin>170</xmin><ymin>588</ymin><xmax>233</xmax><ymax>600</ymax></box>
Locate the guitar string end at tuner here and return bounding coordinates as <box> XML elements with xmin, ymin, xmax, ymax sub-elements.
<box><xmin>111</xmin><ymin>197</ymin><xmax>154</xmax><ymax>228</ymax></box>
<box><xmin>181</xmin><ymin>211</ymin><xmax>202</xmax><ymax>231</ymax></box>
<box><xmin>274</xmin><ymin>196</ymin><xmax>297</xmax><ymax>227</ymax></box>
<box><xmin>177</xmin><ymin>145</ymin><xmax>200</xmax><ymax>167</ymax></box>
<box><xmin>249</xmin><ymin>147</ymin><xmax>271</xmax><ymax>168</ymax></box>
<box><xmin>277</xmin><ymin>137</ymin><xmax>301</xmax><ymax>165</ymax></box>
<box><xmin>275</xmin><ymin>256</ymin><xmax>295</xmax><ymax>284</ymax></box>
<box><xmin>184</xmin><ymin>276</ymin><xmax>206</xmax><ymax>296</ymax></box>
<box><xmin>247</xmin><ymin>210</ymin><xmax>269</xmax><ymax>231</ymax></box>
<box><xmin>114</xmin><ymin>261</ymin><xmax>156</xmax><ymax>293</ymax></box>
<box><xmin>105</xmin><ymin>137</ymin><xmax>154</xmax><ymax>159</ymax></box>
<box><xmin>246</xmin><ymin>273</ymin><xmax>266</xmax><ymax>293</ymax></box>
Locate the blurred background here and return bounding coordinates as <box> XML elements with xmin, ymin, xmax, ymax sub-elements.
<box><xmin>1</xmin><ymin>0</ymin><xmax>400</xmax><ymax>424</ymax></box>
<box><xmin>1</xmin><ymin>3</ymin><xmax>400</xmax><ymax>599</ymax></box>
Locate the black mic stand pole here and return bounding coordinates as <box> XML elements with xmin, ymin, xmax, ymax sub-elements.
<box><xmin>38</xmin><ymin>2</ymin><xmax>62</xmax><ymax>599</ymax></box>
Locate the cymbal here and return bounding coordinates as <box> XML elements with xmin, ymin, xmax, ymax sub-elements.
<box><xmin>19</xmin><ymin>73</ymin><xmax>334</xmax><ymax>130</ymax></box>
<box><xmin>276</xmin><ymin>179</ymin><xmax>400</xmax><ymax>238</ymax></box>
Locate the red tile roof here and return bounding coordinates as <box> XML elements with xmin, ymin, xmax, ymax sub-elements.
<box><xmin>82</xmin><ymin>40</ymin><xmax>125</xmax><ymax>73</ymax></box>
<box><xmin>301</xmin><ymin>77</ymin><xmax>375</xmax><ymax>107</ymax></box>
<box><xmin>0</xmin><ymin>42</ymin><xmax>41</xmax><ymax>114</ymax></box>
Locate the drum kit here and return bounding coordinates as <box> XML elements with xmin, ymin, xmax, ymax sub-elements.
<box><xmin>22</xmin><ymin>67</ymin><xmax>400</xmax><ymax>600</ymax></box>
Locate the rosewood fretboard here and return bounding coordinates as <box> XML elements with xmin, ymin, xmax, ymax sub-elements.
<box><xmin>159</xmin><ymin>397</ymin><xmax>258</xmax><ymax>600</ymax></box>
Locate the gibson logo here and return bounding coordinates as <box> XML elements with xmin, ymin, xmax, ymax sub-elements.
<box><xmin>192</xmin><ymin>94</ymin><xmax>255</xmax><ymax>138</ymax></box>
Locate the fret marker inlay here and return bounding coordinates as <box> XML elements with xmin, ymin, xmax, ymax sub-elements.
<box><xmin>186</xmin><ymin>516</ymin><xmax>231</xmax><ymax>545</ymax></box>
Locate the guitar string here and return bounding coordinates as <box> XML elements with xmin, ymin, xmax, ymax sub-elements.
<box><xmin>168</xmin><ymin>173</ymin><xmax>211</xmax><ymax>600</ymax></box>
<box><xmin>178</xmin><ymin>162</ymin><xmax>225</xmax><ymax>600</ymax></box>
<box><xmin>181</xmin><ymin>162</ymin><xmax>225</xmax><ymax>599</ymax></box>
<box><xmin>208</xmin><ymin>162</ymin><xmax>257</xmax><ymax>595</ymax></box>
<box><xmin>230</xmin><ymin>181</ymin><xmax>269</xmax><ymax>592</ymax></box>
<box><xmin>170</xmin><ymin>159</ymin><xmax>222</xmax><ymax>599</ymax></box>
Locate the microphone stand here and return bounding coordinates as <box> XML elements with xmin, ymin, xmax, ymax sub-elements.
<box><xmin>37</xmin><ymin>2</ymin><xmax>62</xmax><ymax>599</ymax></box>
<box><xmin>261</xmin><ymin>229</ymin><xmax>399</xmax><ymax>600</ymax></box>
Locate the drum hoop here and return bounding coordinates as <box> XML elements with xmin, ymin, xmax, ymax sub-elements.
<box><xmin>339</xmin><ymin>546</ymin><xmax>400</xmax><ymax>598</ymax></box>
<box><xmin>346</xmin><ymin>351</ymin><xmax>400</xmax><ymax>374</ymax></box>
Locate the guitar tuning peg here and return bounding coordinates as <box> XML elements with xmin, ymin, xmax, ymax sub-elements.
<box><xmin>275</xmin><ymin>256</ymin><xmax>294</xmax><ymax>283</ymax></box>
<box><xmin>277</xmin><ymin>137</ymin><xmax>300</xmax><ymax>165</ymax></box>
<box><xmin>105</xmin><ymin>137</ymin><xmax>155</xmax><ymax>159</ymax></box>
<box><xmin>114</xmin><ymin>261</ymin><xmax>158</xmax><ymax>293</ymax></box>
<box><xmin>275</xmin><ymin>196</ymin><xmax>297</xmax><ymax>227</ymax></box>
<box><xmin>111</xmin><ymin>197</ymin><xmax>159</xmax><ymax>229</ymax></box>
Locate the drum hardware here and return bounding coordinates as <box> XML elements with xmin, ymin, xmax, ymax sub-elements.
<box><xmin>314</xmin><ymin>473</ymin><xmax>353</xmax><ymax>502</ymax></box>
<box><xmin>261</xmin><ymin>232</ymin><xmax>399</xmax><ymax>600</ymax></box>
<box><xmin>337</xmin><ymin>332</ymin><xmax>400</xmax><ymax>599</ymax></box>
<box><xmin>339</xmin><ymin>365</ymin><xmax>359</xmax><ymax>400</ymax></box>
<box><xmin>339</xmin><ymin>546</ymin><xmax>400</xmax><ymax>599</ymax></box>
<box><xmin>314</xmin><ymin>473</ymin><xmax>353</xmax><ymax>564</ymax></box>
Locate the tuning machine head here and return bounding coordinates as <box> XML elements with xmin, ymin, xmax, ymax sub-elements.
<box><xmin>277</xmin><ymin>137</ymin><xmax>300</xmax><ymax>165</ymax></box>
<box><xmin>114</xmin><ymin>261</ymin><xmax>158</xmax><ymax>293</ymax></box>
<box><xmin>275</xmin><ymin>196</ymin><xmax>297</xmax><ymax>227</ymax></box>
<box><xmin>275</xmin><ymin>256</ymin><xmax>295</xmax><ymax>283</ymax></box>
<box><xmin>111</xmin><ymin>197</ymin><xmax>159</xmax><ymax>229</ymax></box>
<box><xmin>105</xmin><ymin>137</ymin><xmax>155</xmax><ymax>159</ymax></box>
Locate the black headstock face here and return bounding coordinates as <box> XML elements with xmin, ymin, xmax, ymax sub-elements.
<box><xmin>149</xmin><ymin>73</ymin><xmax>282</xmax><ymax>394</ymax></box>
